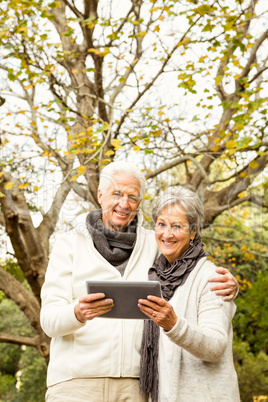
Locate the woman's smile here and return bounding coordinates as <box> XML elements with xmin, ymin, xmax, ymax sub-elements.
<box><xmin>155</xmin><ymin>204</ymin><xmax>196</xmax><ymax>264</ymax></box>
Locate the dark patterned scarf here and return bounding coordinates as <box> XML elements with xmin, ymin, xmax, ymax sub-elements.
<box><xmin>139</xmin><ymin>238</ymin><xmax>208</xmax><ymax>402</ymax></box>
<box><xmin>86</xmin><ymin>210</ymin><xmax>137</xmax><ymax>267</ymax></box>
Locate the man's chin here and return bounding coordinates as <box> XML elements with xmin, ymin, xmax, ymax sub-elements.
<box><xmin>111</xmin><ymin>221</ymin><xmax>129</xmax><ymax>232</ymax></box>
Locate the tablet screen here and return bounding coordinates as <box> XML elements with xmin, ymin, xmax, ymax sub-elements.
<box><xmin>86</xmin><ymin>280</ymin><xmax>162</xmax><ymax>319</ymax></box>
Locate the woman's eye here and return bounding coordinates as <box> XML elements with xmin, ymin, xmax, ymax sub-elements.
<box><xmin>157</xmin><ymin>222</ymin><xmax>165</xmax><ymax>228</ymax></box>
<box><xmin>173</xmin><ymin>225</ymin><xmax>181</xmax><ymax>230</ymax></box>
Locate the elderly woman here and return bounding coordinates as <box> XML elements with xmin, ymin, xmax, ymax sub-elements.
<box><xmin>138</xmin><ymin>186</ymin><xmax>240</xmax><ymax>402</ymax></box>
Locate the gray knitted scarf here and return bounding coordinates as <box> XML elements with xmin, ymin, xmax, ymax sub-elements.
<box><xmin>139</xmin><ymin>238</ymin><xmax>208</xmax><ymax>402</ymax></box>
<box><xmin>86</xmin><ymin>210</ymin><xmax>137</xmax><ymax>268</ymax></box>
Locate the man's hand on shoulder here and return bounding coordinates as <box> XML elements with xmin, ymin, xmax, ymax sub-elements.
<box><xmin>209</xmin><ymin>267</ymin><xmax>239</xmax><ymax>301</ymax></box>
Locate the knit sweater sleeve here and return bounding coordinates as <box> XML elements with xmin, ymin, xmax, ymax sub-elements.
<box><xmin>40</xmin><ymin>233</ymin><xmax>86</xmax><ymax>338</ymax></box>
<box><xmin>164</xmin><ymin>274</ymin><xmax>236</xmax><ymax>362</ymax></box>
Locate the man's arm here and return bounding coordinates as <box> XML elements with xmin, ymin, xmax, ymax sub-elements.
<box><xmin>209</xmin><ymin>267</ymin><xmax>239</xmax><ymax>301</ymax></box>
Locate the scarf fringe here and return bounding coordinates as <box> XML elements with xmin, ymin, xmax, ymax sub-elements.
<box><xmin>140</xmin><ymin>320</ymin><xmax>160</xmax><ymax>402</ymax></box>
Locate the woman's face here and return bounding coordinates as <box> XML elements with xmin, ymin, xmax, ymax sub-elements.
<box><xmin>155</xmin><ymin>204</ymin><xmax>196</xmax><ymax>265</ymax></box>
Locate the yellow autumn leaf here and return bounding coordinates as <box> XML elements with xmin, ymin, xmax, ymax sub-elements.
<box><xmin>249</xmin><ymin>160</ymin><xmax>258</xmax><ymax>169</ymax></box>
<box><xmin>211</xmin><ymin>146</ymin><xmax>219</xmax><ymax>152</ymax></box>
<box><xmin>77</xmin><ymin>165</ymin><xmax>86</xmax><ymax>173</ymax></box>
<box><xmin>24</xmin><ymin>85</ymin><xmax>33</xmax><ymax>90</ymax></box>
<box><xmin>4</xmin><ymin>181</ymin><xmax>15</xmax><ymax>190</ymax></box>
<box><xmin>240</xmin><ymin>172</ymin><xmax>247</xmax><ymax>178</ymax></box>
<box><xmin>0</xmin><ymin>192</ymin><xmax>5</xmax><ymax>198</ymax></box>
<box><xmin>136</xmin><ymin>31</ymin><xmax>147</xmax><ymax>38</ymax></box>
<box><xmin>33</xmin><ymin>186</ymin><xmax>42</xmax><ymax>191</ymax></box>
<box><xmin>238</xmin><ymin>191</ymin><xmax>246</xmax><ymax>198</ymax></box>
<box><xmin>105</xmin><ymin>150</ymin><xmax>115</xmax><ymax>156</ymax></box>
<box><xmin>111</xmin><ymin>139</ymin><xmax>123</xmax><ymax>149</ymax></box>
<box><xmin>71</xmin><ymin>69</ymin><xmax>78</xmax><ymax>73</ymax></box>
<box><xmin>143</xmin><ymin>194</ymin><xmax>152</xmax><ymax>200</ymax></box>
<box><xmin>19</xmin><ymin>183</ymin><xmax>30</xmax><ymax>189</ymax></box>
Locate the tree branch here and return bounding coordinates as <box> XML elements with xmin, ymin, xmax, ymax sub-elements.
<box><xmin>37</xmin><ymin>180</ymin><xmax>71</xmax><ymax>245</ymax></box>
<box><xmin>146</xmin><ymin>155</ymin><xmax>209</xmax><ymax>182</ymax></box>
<box><xmin>0</xmin><ymin>266</ymin><xmax>42</xmax><ymax>332</ymax></box>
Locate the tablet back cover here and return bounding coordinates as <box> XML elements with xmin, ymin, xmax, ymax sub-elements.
<box><xmin>86</xmin><ymin>280</ymin><xmax>161</xmax><ymax>319</ymax></box>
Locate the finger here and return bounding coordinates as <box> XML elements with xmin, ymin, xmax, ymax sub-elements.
<box><xmin>209</xmin><ymin>275</ymin><xmax>228</xmax><ymax>283</ymax></box>
<box><xmin>138</xmin><ymin>304</ymin><xmax>155</xmax><ymax>319</ymax></box>
<box><xmin>79</xmin><ymin>293</ymin><xmax>106</xmax><ymax>303</ymax></box>
<box><xmin>147</xmin><ymin>295</ymin><xmax>166</xmax><ymax>306</ymax></box>
<box><xmin>214</xmin><ymin>267</ymin><xmax>229</xmax><ymax>275</ymax></box>
<box><xmin>213</xmin><ymin>286</ymin><xmax>234</xmax><ymax>294</ymax></box>
<box><xmin>210</xmin><ymin>281</ymin><xmax>233</xmax><ymax>291</ymax></box>
<box><xmin>84</xmin><ymin>301</ymin><xmax>114</xmax><ymax>316</ymax></box>
<box><xmin>222</xmin><ymin>294</ymin><xmax>234</xmax><ymax>301</ymax></box>
<box><xmin>138</xmin><ymin>298</ymin><xmax>156</xmax><ymax>311</ymax></box>
<box><xmin>81</xmin><ymin>298</ymin><xmax>114</xmax><ymax>310</ymax></box>
<box><xmin>138</xmin><ymin>297</ymin><xmax>165</xmax><ymax>312</ymax></box>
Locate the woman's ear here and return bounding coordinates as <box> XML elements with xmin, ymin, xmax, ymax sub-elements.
<box><xmin>191</xmin><ymin>227</ymin><xmax>197</xmax><ymax>241</ymax></box>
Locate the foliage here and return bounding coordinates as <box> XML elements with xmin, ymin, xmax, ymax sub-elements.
<box><xmin>234</xmin><ymin>270</ymin><xmax>268</xmax><ymax>355</ymax></box>
<box><xmin>15</xmin><ymin>348</ymin><xmax>47</xmax><ymax>402</ymax></box>
<box><xmin>204</xmin><ymin>209</ymin><xmax>268</xmax><ymax>399</ymax></box>
<box><xmin>203</xmin><ymin>204</ymin><xmax>268</xmax><ymax>284</ymax></box>
<box><xmin>233</xmin><ymin>335</ymin><xmax>268</xmax><ymax>402</ymax></box>
<box><xmin>0</xmin><ymin>298</ymin><xmax>46</xmax><ymax>401</ymax></box>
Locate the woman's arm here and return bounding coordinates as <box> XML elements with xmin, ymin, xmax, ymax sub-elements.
<box><xmin>138</xmin><ymin>282</ymin><xmax>235</xmax><ymax>362</ymax></box>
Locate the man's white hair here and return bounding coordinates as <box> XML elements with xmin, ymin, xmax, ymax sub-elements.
<box><xmin>98</xmin><ymin>161</ymin><xmax>146</xmax><ymax>198</ymax></box>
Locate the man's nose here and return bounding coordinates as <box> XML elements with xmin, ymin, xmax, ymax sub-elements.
<box><xmin>119</xmin><ymin>195</ymin><xmax>129</xmax><ymax>209</ymax></box>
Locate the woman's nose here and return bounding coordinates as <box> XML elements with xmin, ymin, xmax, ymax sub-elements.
<box><xmin>163</xmin><ymin>226</ymin><xmax>173</xmax><ymax>237</ymax></box>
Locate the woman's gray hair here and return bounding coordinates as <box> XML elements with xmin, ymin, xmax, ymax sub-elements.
<box><xmin>152</xmin><ymin>186</ymin><xmax>204</xmax><ymax>238</ymax></box>
<box><xmin>98</xmin><ymin>161</ymin><xmax>146</xmax><ymax>198</ymax></box>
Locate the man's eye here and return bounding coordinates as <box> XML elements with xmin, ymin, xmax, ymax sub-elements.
<box><xmin>113</xmin><ymin>192</ymin><xmax>121</xmax><ymax>196</ymax></box>
<box><xmin>129</xmin><ymin>196</ymin><xmax>139</xmax><ymax>202</ymax></box>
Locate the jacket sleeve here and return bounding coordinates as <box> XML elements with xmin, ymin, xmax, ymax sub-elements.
<box><xmin>40</xmin><ymin>233</ymin><xmax>86</xmax><ymax>338</ymax></box>
<box><xmin>164</xmin><ymin>278</ymin><xmax>236</xmax><ymax>362</ymax></box>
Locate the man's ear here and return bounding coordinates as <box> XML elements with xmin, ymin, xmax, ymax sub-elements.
<box><xmin>97</xmin><ymin>189</ymin><xmax>102</xmax><ymax>205</ymax></box>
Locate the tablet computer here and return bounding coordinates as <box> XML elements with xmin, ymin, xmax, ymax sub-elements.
<box><xmin>86</xmin><ymin>280</ymin><xmax>162</xmax><ymax>319</ymax></box>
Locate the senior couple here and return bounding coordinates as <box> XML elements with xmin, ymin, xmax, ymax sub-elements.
<box><xmin>41</xmin><ymin>161</ymin><xmax>240</xmax><ymax>402</ymax></box>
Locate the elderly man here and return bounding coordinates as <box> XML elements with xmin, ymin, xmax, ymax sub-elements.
<box><xmin>40</xmin><ymin>161</ymin><xmax>238</xmax><ymax>402</ymax></box>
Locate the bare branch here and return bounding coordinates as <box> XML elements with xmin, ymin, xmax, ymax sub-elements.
<box><xmin>37</xmin><ymin>180</ymin><xmax>71</xmax><ymax>243</ymax></box>
<box><xmin>239</xmin><ymin>29</ymin><xmax>268</xmax><ymax>82</ymax></box>
<box><xmin>146</xmin><ymin>155</ymin><xmax>209</xmax><ymax>182</ymax></box>
<box><xmin>0</xmin><ymin>266</ymin><xmax>42</xmax><ymax>332</ymax></box>
<box><xmin>0</xmin><ymin>333</ymin><xmax>38</xmax><ymax>347</ymax></box>
<box><xmin>61</xmin><ymin>0</ymin><xmax>83</xmax><ymax>19</ymax></box>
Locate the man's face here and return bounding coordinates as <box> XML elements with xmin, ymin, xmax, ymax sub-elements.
<box><xmin>98</xmin><ymin>174</ymin><xmax>142</xmax><ymax>232</ymax></box>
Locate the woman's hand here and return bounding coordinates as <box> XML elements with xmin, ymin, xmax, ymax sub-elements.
<box><xmin>209</xmin><ymin>267</ymin><xmax>239</xmax><ymax>301</ymax></box>
<box><xmin>138</xmin><ymin>295</ymin><xmax>178</xmax><ymax>332</ymax></box>
<box><xmin>74</xmin><ymin>293</ymin><xmax>114</xmax><ymax>323</ymax></box>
